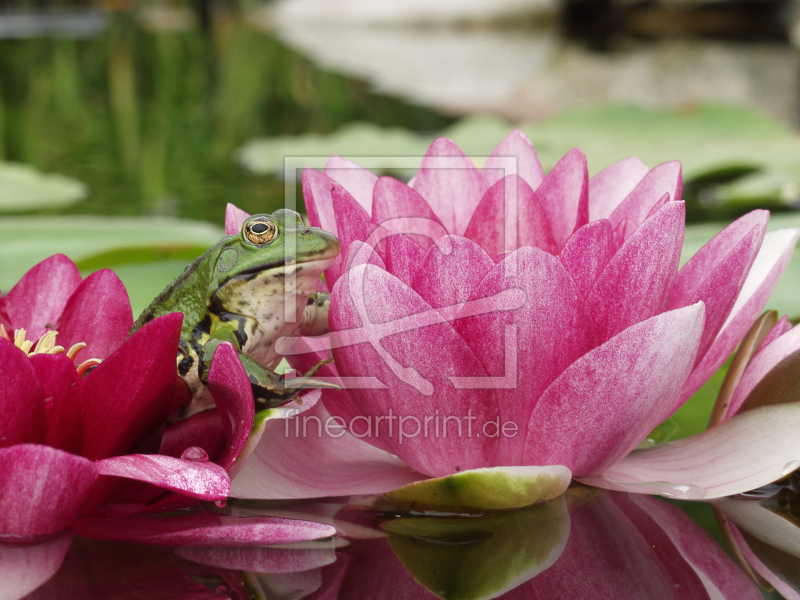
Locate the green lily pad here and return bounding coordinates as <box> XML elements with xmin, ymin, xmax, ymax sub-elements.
<box><xmin>384</xmin><ymin>496</ymin><xmax>569</xmax><ymax>600</ymax></box>
<box><xmin>382</xmin><ymin>465</ymin><xmax>571</xmax><ymax>514</ymax></box>
<box><xmin>238</xmin><ymin>104</ymin><xmax>800</xmax><ymax>210</ymax></box>
<box><xmin>0</xmin><ymin>162</ymin><xmax>88</xmax><ymax>211</ymax></box>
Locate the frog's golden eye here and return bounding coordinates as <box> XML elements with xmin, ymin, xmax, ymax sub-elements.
<box><xmin>244</xmin><ymin>218</ymin><xmax>277</xmax><ymax>245</ymax></box>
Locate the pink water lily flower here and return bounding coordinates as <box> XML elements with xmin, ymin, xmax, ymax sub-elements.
<box><xmin>225</xmin><ymin>130</ymin><xmax>800</xmax><ymax>509</ymax></box>
<box><xmin>0</xmin><ymin>255</ymin><xmax>252</xmax><ymax>544</ymax></box>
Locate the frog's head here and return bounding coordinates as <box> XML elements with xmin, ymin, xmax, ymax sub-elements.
<box><xmin>208</xmin><ymin>209</ymin><xmax>340</xmax><ymax>312</ymax></box>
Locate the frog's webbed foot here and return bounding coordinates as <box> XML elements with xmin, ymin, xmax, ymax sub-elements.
<box><xmin>239</xmin><ymin>352</ymin><xmax>340</xmax><ymax>409</ymax></box>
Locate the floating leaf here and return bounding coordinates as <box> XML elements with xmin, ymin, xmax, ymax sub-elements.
<box><xmin>0</xmin><ymin>162</ymin><xmax>88</xmax><ymax>211</ymax></box>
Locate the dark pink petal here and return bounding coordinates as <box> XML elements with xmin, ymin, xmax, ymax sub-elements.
<box><xmin>56</xmin><ymin>269</ymin><xmax>133</xmax><ymax>361</ymax></box>
<box><xmin>535</xmin><ymin>149</ymin><xmax>589</xmax><ymax>250</ymax></box>
<box><xmin>410</xmin><ymin>137</ymin><xmax>487</xmax><ymax>236</ymax></box>
<box><xmin>679</xmin><ymin>228</ymin><xmax>800</xmax><ymax>404</ymax></box>
<box><xmin>607</xmin><ymin>161</ymin><xmax>682</xmax><ymax>239</ymax></box>
<box><xmin>560</xmin><ymin>219</ymin><xmax>617</xmax><ymax>300</ymax></box>
<box><xmin>586</xmin><ymin>201</ymin><xmax>685</xmax><ymax>343</ymax></box>
<box><xmin>330</xmin><ymin>264</ymin><xmax>501</xmax><ymax>477</ymax></box>
<box><xmin>72</xmin><ymin>512</ymin><xmax>336</xmax><ymax>546</ymax></box>
<box><xmin>452</xmin><ymin>247</ymin><xmax>596</xmax><ymax>466</ymax></box>
<box><xmin>588</xmin><ymin>156</ymin><xmax>650</xmax><ymax>221</ymax></box>
<box><xmin>411</xmin><ymin>236</ymin><xmax>495</xmax><ymax>310</ymax></box>
<box><xmin>159</xmin><ymin>409</ymin><xmax>227</xmax><ymax>465</ymax></box>
<box><xmin>0</xmin><ymin>338</ymin><xmax>46</xmax><ymax>448</ymax></box>
<box><xmin>482</xmin><ymin>129</ymin><xmax>545</xmax><ymax>191</ymax></box>
<box><xmin>30</xmin><ymin>353</ymin><xmax>84</xmax><ymax>454</ymax></box>
<box><xmin>231</xmin><ymin>391</ymin><xmax>424</xmax><ymax>499</ymax></box>
<box><xmin>0</xmin><ymin>533</ymin><xmax>72</xmax><ymax>599</ymax></box>
<box><xmin>371</xmin><ymin>176</ymin><xmax>447</xmax><ymax>250</ymax></box>
<box><xmin>523</xmin><ymin>303</ymin><xmax>704</xmax><ymax>477</ymax></box>
<box><xmin>4</xmin><ymin>254</ymin><xmax>82</xmax><ymax>341</ymax></box>
<box><xmin>80</xmin><ymin>313</ymin><xmax>184</xmax><ymax>460</ymax></box>
<box><xmin>0</xmin><ymin>444</ymin><xmax>98</xmax><ymax>543</ymax></box>
<box><xmin>669</xmin><ymin>210</ymin><xmax>768</xmax><ymax>366</ymax></box>
<box><xmin>380</xmin><ymin>233</ymin><xmax>427</xmax><ymax>290</ymax></box>
<box><xmin>225</xmin><ymin>203</ymin><xmax>251</xmax><ymax>235</ymax></box>
<box><xmin>726</xmin><ymin>326</ymin><xmax>800</xmax><ymax>419</ymax></box>
<box><xmin>206</xmin><ymin>342</ymin><xmax>255</xmax><ymax>471</ymax></box>
<box><xmin>343</xmin><ymin>240</ymin><xmax>385</xmax><ymax>273</ymax></box>
<box><xmin>175</xmin><ymin>543</ymin><xmax>336</xmax><ymax>574</ymax></box>
<box><xmin>463</xmin><ymin>175</ymin><xmax>558</xmax><ymax>257</ymax></box>
<box><xmin>325</xmin><ymin>155</ymin><xmax>378</xmax><ymax>214</ymax></box>
<box><xmin>94</xmin><ymin>454</ymin><xmax>230</xmax><ymax>501</ymax></box>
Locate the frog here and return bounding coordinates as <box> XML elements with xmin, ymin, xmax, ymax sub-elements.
<box><xmin>130</xmin><ymin>208</ymin><xmax>341</xmax><ymax>418</ymax></box>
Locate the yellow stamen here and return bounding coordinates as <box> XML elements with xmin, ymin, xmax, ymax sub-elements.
<box><xmin>14</xmin><ymin>328</ymin><xmax>27</xmax><ymax>348</ymax></box>
<box><xmin>19</xmin><ymin>340</ymin><xmax>32</xmax><ymax>354</ymax></box>
<box><xmin>66</xmin><ymin>342</ymin><xmax>86</xmax><ymax>361</ymax></box>
<box><xmin>76</xmin><ymin>358</ymin><xmax>102</xmax><ymax>378</ymax></box>
<box><xmin>32</xmin><ymin>330</ymin><xmax>62</xmax><ymax>355</ymax></box>
<box><xmin>0</xmin><ymin>324</ymin><xmax>9</xmax><ymax>341</ymax></box>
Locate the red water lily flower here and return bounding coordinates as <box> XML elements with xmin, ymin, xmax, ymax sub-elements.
<box><xmin>0</xmin><ymin>255</ymin><xmax>253</xmax><ymax>544</ymax></box>
<box><xmin>225</xmin><ymin>129</ymin><xmax>800</xmax><ymax>508</ymax></box>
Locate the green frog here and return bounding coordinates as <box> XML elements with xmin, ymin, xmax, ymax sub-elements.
<box><xmin>131</xmin><ymin>209</ymin><xmax>341</xmax><ymax>418</ymax></box>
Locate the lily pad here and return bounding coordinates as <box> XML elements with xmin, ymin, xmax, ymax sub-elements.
<box><xmin>238</xmin><ymin>104</ymin><xmax>800</xmax><ymax>209</ymax></box>
<box><xmin>382</xmin><ymin>465</ymin><xmax>571</xmax><ymax>514</ymax></box>
<box><xmin>0</xmin><ymin>162</ymin><xmax>88</xmax><ymax>211</ymax></box>
<box><xmin>384</xmin><ymin>496</ymin><xmax>569</xmax><ymax>600</ymax></box>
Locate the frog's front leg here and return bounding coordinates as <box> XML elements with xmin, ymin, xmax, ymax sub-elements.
<box><xmin>199</xmin><ymin>335</ymin><xmax>339</xmax><ymax>409</ymax></box>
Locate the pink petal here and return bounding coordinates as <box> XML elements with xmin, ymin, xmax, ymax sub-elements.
<box><xmin>523</xmin><ymin>303</ymin><xmax>705</xmax><ymax>477</ymax></box>
<box><xmin>30</xmin><ymin>354</ymin><xmax>84</xmax><ymax>454</ymax></box>
<box><xmin>4</xmin><ymin>254</ymin><xmax>82</xmax><ymax>341</ymax></box>
<box><xmin>588</xmin><ymin>156</ymin><xmax>650</xmax><ymax>221</ymax></box>
<box><xmin>231</xmin><ymin>386</ymin><xmax>424</xmax><ymax>499</ymax></box>
<box><xmin>482</xmin><ymin>129</ymin><xmax>545</xmax><ymax>191</ymax></box>
<box><xmin>669</xmin><ymin>210</ymin><xmax>768</xmax><ymax>368</ymax></box>
<box><xmin>726</xmin><ymin>325</ymin><xmax>800</xmax><ymax>419</ymax></box>
<box><xmin>206</xmin><ymin>342</ymin><xmax>255</xmax><ymax>471</ymax></box>
<box><xmin>535</xmin><ymin>148</ymin><xmax>589</xmax><ymax>250</ymax></box>
<box><xmin>0</xmin><ymin>533</ymin><xmax>73</xmax><ymax>599</ymax></box>
<box><xmin>680</xmin><ymin>227</ymin><xmax>800</xmax><ymax>404</ymax></box>
<box><xmin>80</xmin><ymin>313</ymin><xmax>184</xmax><ymax>460</ymax></box>
<box><xmin>463</xmin><ymin>175</ymin><xmax>558</xmax><ymax>257</ymax></box>
<box><xmin>175</xmin><ymin>543</ymin><xmax>336</xmax><ymax>574</ymax></box>
<box><xmin>0</xmin><ymin>444</ymin><xmax>98</xmax><ymax>543</ymax></box>
<box><xmin>410</xmin><ymin>235</ymin><xmax>495</xmax><ymax>310</ymax></box>
<box><xmin>371</xmin><ymin>176</ymin><xmax>447</xmax><ymax>250</ymax></box>
<box><xmin>579</xmin><ymin>403</ymin><xmax>800</xmax><ymax>498</ymax></box>
<box><xmin>380</xmin><ymin>233</ymin><xmax>427</xmax><ymax>290</ymax></box>
<box><xmin>560</xmin><ymin>219</ymin><xmax>617</xmax><ymax>300</ymax></box>
<box><xmin>72</xmin><ymin>512</ymin><xmax>336</xmax><ymax>546</ymax></box>
<box><xmin>225</xmin><ymin>203</ymin><xmax>251</xmax><ymax>236</ymax></box>
<box><xmin>586</xmin><ymin>201</ymin><xmax>685</xmax><ymax>343</ymax></box>
<box><xmin>330</xmin><ymin>264</ymin><xmax>501</xmax><ymax>476</ymax></box>
<box><xmin>607</xmin><ymin>161</ymin><xmax>683</xmax><ymax>239</ymax></box>
<box><xmin>0</xmin><ymin>338</ymin><xmax>46</xmax><ymax>448</ymax></box>
<box><xmin>410</xmin><ymin>137</ymin><xmax>487</xmax><ymax>236</ymax></box>
<box><xmin>325</xmin><ymin>155</ymin><xmax>378</xmax><ymax>214</ymax></box>
<box><xmin>56</xmin><ymin>269</ymin><xmax>133</xmax><ymax>360</ymax></box>
<box><xmin>453</xmin><ymin>246</ymin><xmax>596</xmax><ymax>466</ymax></box>
<box><xmin>94</xmin><ymin>454</ymin><xmax>230</xmax><ymax>501</ymax></box>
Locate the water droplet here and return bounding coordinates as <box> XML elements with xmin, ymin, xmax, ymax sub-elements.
<box><xmin>181</xmin><ymin>446</ymin><xmax>209</xmax><ymax>462</ymax></box>
<box><xmin>215</xmin><ymin>499</ymin><xmax>227</xmax><ymax>508</ymax></box>
<box><xmin>783</xmin><ymin>460</ymin><xmax>800</xmax><ymax>476</ymax></box>
<box><xmin>659</xmin><ymin>483</ymin><xmax>707</xmax><ymax>500</ymax></box>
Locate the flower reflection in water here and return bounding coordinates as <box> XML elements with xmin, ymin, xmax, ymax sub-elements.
<box><xmin>6</xmin><ymin>489</ymin><xmax>785</xmax><ymax>600</ymax></box>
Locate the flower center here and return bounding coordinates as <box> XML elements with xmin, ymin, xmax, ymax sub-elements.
<box><xmin>0</xmin><ymin>325</ymin><xmax>102</xmax><ymax>376</ymax></box>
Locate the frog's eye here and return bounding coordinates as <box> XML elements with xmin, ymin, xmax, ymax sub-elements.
<box><xmin>244</xmin><ymin>218</ymin><xmax>277</xmax><ymax>245</ymax></box>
